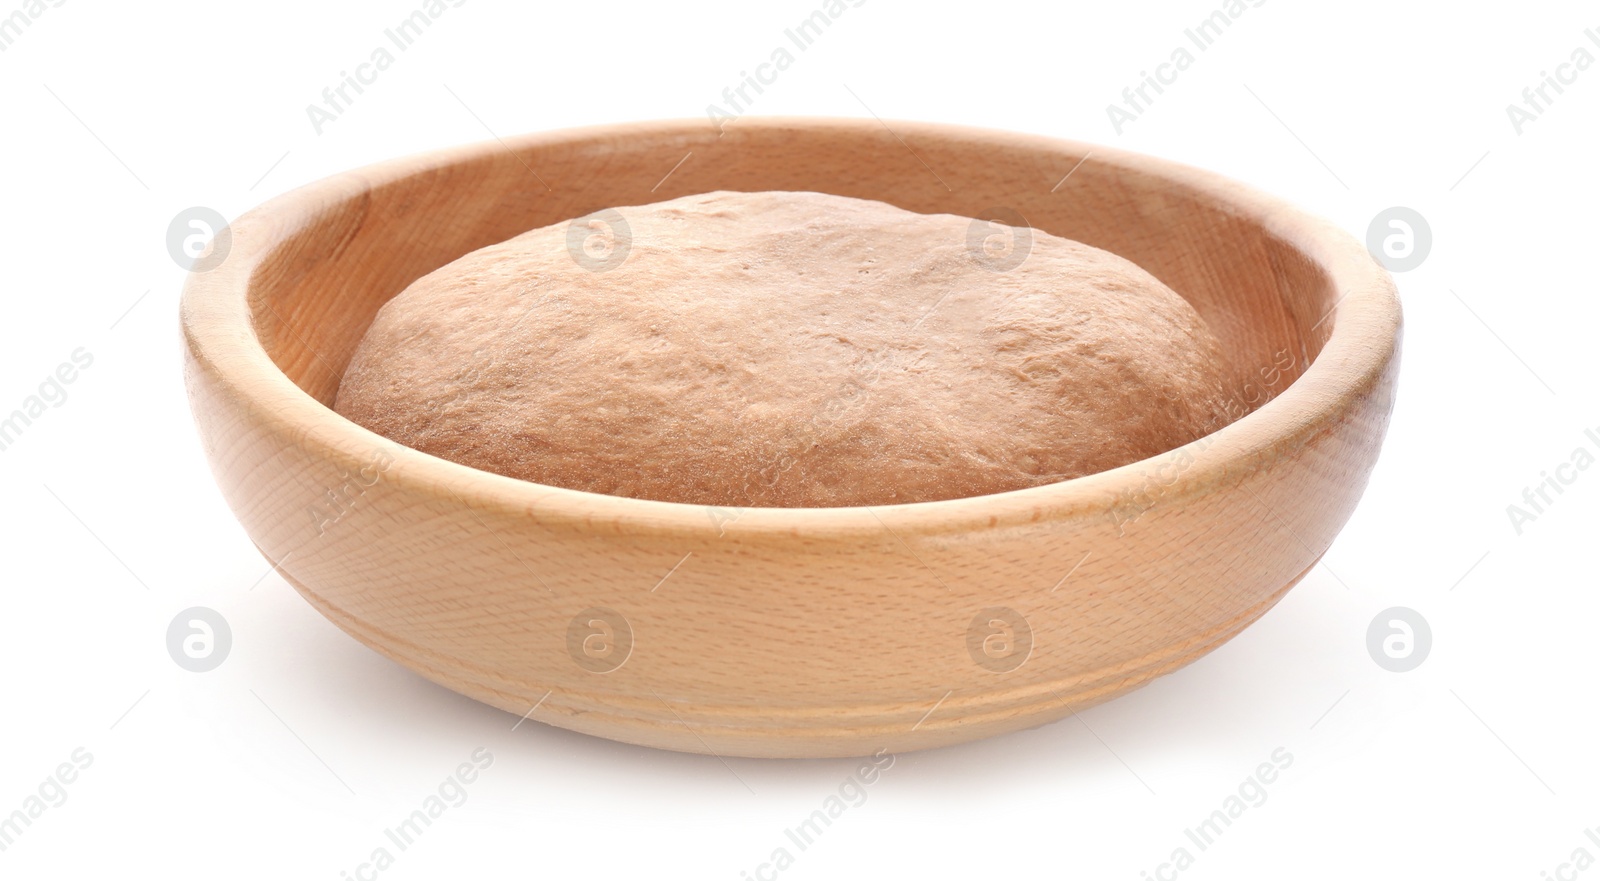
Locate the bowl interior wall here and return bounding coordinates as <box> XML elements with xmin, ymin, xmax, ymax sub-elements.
<box><xmin>245</xmin><ymin>123</ymin><xmax>1338</xmax><ymax>418</ymax></box>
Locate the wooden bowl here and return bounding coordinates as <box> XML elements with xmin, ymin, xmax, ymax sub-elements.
<box><xmin>181</xmin><ymin>118</ymin><xmax>1401</xmax><ymax>758</ymax></box>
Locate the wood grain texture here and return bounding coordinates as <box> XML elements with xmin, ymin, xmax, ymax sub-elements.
<box><xmin>180</xmin><ymin>118</ymin><xmax>1402</xmax><ymax>758</ymax></box>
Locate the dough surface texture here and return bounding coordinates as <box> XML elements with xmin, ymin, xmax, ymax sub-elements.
<box><xmin>334</xmin><ymin>190</ymin><xmax>1234</xmax><ymax>507</ymax></box>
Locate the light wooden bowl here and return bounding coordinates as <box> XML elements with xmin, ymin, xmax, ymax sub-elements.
<box><xmin>181</xmin><ymin>118</ymin><xmax>1401</xmax><ymax>758</ymax></box>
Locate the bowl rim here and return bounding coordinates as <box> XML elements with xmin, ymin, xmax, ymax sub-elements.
<box><xmin>181</xmin><ymin>116</ymin><xmax>1401</xmax><ymax>542</ymax></box>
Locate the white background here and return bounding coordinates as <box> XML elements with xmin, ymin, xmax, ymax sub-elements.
<box><xmin>1</xmin><ymin>1</ymin><xmax>1596</xmax><ymax>878</ymax></box>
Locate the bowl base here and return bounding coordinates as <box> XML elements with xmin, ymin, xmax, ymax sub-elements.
<box><xmin>265</xmin><ymin>546</ymin><xmax>1320</xmax><ymax>759</ymax></box>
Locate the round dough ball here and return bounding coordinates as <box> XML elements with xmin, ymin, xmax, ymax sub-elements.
<box><xmin>334</xmin><ymin>190</ymin><xmax>1235</xmax><ymax>507</ymax></box>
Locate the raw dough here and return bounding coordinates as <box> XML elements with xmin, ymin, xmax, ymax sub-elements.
<box><xmin>334</xmin><ymin>190</ymin><xmax>1235</xmax><ymax>507</ymax></box>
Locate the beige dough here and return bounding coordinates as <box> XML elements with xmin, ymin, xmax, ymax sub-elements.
<box><xmin>334</xmin><ymin>190</ymin><xmax>1235</xmax><ymax>507</ymax></box>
